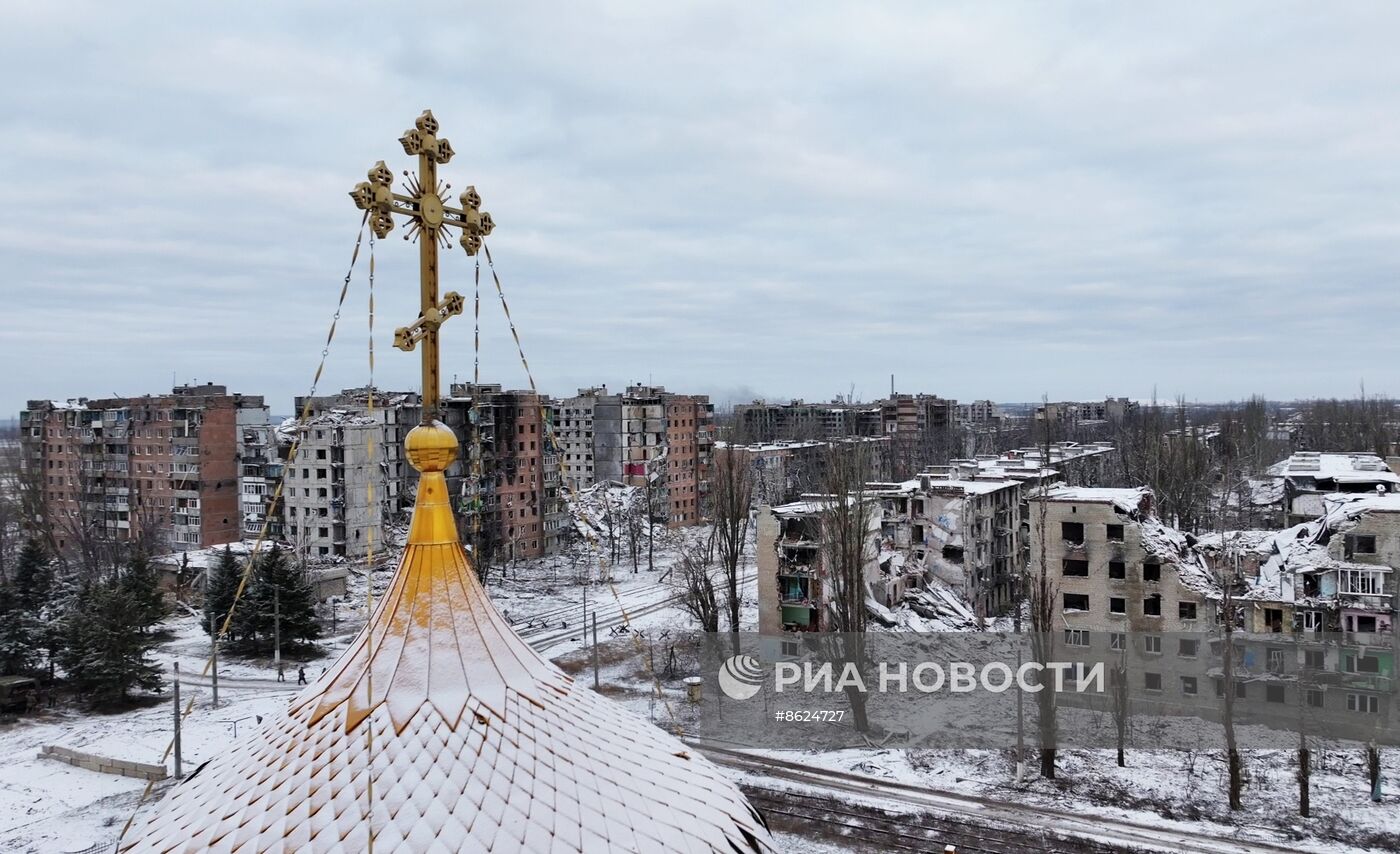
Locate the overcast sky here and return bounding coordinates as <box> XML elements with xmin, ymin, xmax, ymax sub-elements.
<box><xmin>3</xmin><ymin>2</ymin><xmax>1400</xmax><ymax>417</ymax></box>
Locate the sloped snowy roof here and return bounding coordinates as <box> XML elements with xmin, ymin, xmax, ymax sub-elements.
<box><xmin>122</xmin><ymin>425</ymin><xmax>773</xmax><ymax>853</ymax></box>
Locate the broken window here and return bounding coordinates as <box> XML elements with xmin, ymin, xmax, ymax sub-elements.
<box><xmin>1345</xmin><ymin>533</ymin><xmax>1377</xmax><ymax>558</ymax></box>
<box><xmin>1106</xmin><ymin>524</ymin><xmax>1124</xmax><ymax>542</ymax></box>
<box><xmin>1266</xmin><ymin>684</ymin><xmax>1286</xmax><ymax>703</ymax></box>
<box><xmin>1062</xmin><ymin>559</ymin><xmax>1089</xmax><ymax>577</ymax></box>
<box><xmin>1109</xmin><ymin>597</ymin><xmax>1126</xmax><ymax>615</ymax></box>
<box><xmin>1061</xmin><ymin>522</ymin><xmax>1084</xmax><ymax>545</ymax></box>
<box><xmin>1178</xmin><ymin>601</ymin><xmax>1198</xmax><ymax>621</ymax></box>
<box><xmin>1345</xmin><ymin>654</ymin><xmax>1381</xmax><ymax>674</ymax></box>
<box><xmin>1063</xmin><ymin>629</ymin><xmax>1090</xmax><ymax>647</ymax></box>
<box><xmin>1143</xmin><ymin>595</ymin><xmax>1162</xmax><ymax>617</ymax></box>
<box><xmin>1108</xmin><ymin>561</ymin><xmax>1126</xmax><ymax>580</ymax></box>
<box><xmin>1144</xmin><ymin>672</ymin><xmax>1162</xmax><ymax>691</ymax></box>
<box><xmin>1307</xmin><ymin>689</ymin><xmax>1324</xmax><ymax>708</ymax></box>
<box><xmin>1062</xmin><ymin>593</ymin><xmax>1089</xmax><ymax>612</ymax></box>
<box><xmin>1143</xmin><ymin>562</ymin><xmax>1161</xmax><ymax>582</ymax></box>
<box><xmin>1180</xmin><ymin>676</ymin><xmax>1198</xmax><ymax>695</ymax></box>
<box><xmin>1304</xmin><ymin>649</ymin><xmax>1325</xmax><ymax>670</ymax></box>
<box><xmin>1179</xmin><ymin>639</ymin><xmax>1199</xmax><ymax>658</ymax></box>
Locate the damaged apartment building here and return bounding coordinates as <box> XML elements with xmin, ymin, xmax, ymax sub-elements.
<box><xmin>1033</xmin><ymin>485</ymin><xmax>1396</xmax><ymax>736</ymax></box>
<box><xmin>280</xmin><ymin>384</ymin><xmax>568</xmax><ymax>563</ymax></box>
<box><xmin>442</xmin><ymin>383</ymin><xmax>566</xmax><ymax>561</ymax></box>
<box><xmin>21</xmin><ymin>383</ymin><xmax>270</xmax><ymax>553</ymax></box>
<box><xmin>755</xmin><ymin>442</ymin><xmax>1116</xmax><ymax>633</ymax></box>
<box><xmin>280</xmin><ymin>388</ymin><xmax>421</xmax><ymax>560</ymax></box>
<box><xmin>557</xmin><ymin>384</ymin><xmax>713</xmax><ymax>528</ymax></box>
<box><xmin>1264</xmin><ymin>450</ymin><xmax>1400</xmax><ymax>527</ymax></box>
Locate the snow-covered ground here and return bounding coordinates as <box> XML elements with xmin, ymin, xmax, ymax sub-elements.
<box><xmin>3</xmin><ymin>526</ymin><xmax>1395</xmax><ymax>853</ymax></box>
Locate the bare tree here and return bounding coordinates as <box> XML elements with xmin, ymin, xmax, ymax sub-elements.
<box><xmin>818</xmin><ymin>441</ymin><xmax>875</xmax><ymax>733</ymax></box>
<box><xmin>677</xmin><ymin>531</ymin><xmax>721</xmax><ymax>632</ymax></box>
<box><xmin>712</xmin><ymin>447</ymin><xmax>754</xmax><ymax>650</ymax></box>
<box><xmin>1027</xmin><ymin>406</ymin><xmax>1059</xmax><ymax>778</ymax></box>
<box><xmin>1215</xmin><ymin>535</ymin><xmax>1245</xmax><ymax>810</ymax></box>
<box><xmin>1028</xmin><ymin>487</ymin><xmax>1059</xmax><ymax>778</ymax></box>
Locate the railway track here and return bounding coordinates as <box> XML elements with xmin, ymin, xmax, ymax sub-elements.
<box><xmin>696</xmin><ymin>741</ymin><xmax>1315</xmax><ymax>854</ymax></box>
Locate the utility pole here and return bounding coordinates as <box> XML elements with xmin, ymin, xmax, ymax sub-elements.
<box><xmin>210</xmin><ymin>606</ymin><xmax>219</xmax><ymax>709</ymax></box>
<box><xmin>592</xmin><ymin>613</ymin><xmax>600</xmax><ymax>689</ymax></box>
<box><xmin>273</xmin><ymin>587</ymin><xmax>281</xmax><ymax>670</ymax></box>
<box><xmin>172</xmin><ymin>662</ymin><xmax>183</xmax><ymax>780</ymax></box>
<box><xmin>1015</xmin><ymin>648</ymin><xmax>1024</xmax><ymax>785</ymax></box>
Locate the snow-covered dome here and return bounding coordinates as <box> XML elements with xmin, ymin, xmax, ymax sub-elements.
<box><xmin>122</xmin><ymin>422</ymin><xmax>774</xmax><ymax>852</ymax></box>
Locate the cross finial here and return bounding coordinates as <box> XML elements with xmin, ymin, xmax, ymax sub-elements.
<box><xmin>348</xmin><ymin>110</ymin><xmax>495</xmax><ymax>421</ymax></box>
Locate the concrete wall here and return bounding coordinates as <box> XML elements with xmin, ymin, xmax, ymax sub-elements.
<box><xmin>756</xmin><ymin>507</ymin><xmax>781</xmax><ymax>634</ymax></box>
<box><xmin>39</xmin><ymin>744</ymin><xmax>168</xmax><ymax>781</ymax></box>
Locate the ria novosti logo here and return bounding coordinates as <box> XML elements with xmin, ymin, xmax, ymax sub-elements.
<box><xmin>717</xmin><ymin>655</ymin><xmax>765</xmax><ymax>700</ymax></box>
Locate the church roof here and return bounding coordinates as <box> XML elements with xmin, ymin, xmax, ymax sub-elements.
<box><xmin>122</xmin><ymin>422</ymin><xmax>774</xmax><ymax>853</ymax></box>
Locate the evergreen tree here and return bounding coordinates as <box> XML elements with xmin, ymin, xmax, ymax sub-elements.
<box><xmin>5</xmin><ymin>539</ymin><xmax>61</xmax><ymax>678</ymax></box>
<box><xmin>203</xmin><ymin>546</ymin><xmax>243</xmax><ymax>640</ymax></box>
<box><xmin>59</xmin><ymin>575</ymin><xmax>162</xmax><ymax>707</ymax></box>
<box><xmin>0</xmin><ymin>578</ymin><xmax>39</xmax><ymax>674</ymax></box>
<box><xmin>121</xmin><ymin>553</ymin><xmax>166</xmax><ymax>633</ymax></box>
<box><xmin>241</xmin><ymin>544</ymin><xmax>320</xmax><ymax>654</ymax></box>
<box><xmin>13</xmin><ymin>538</ymin><xmax>52</xmax><ymax>613</ymax></box>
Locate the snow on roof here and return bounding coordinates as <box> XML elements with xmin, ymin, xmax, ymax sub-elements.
<box><xmin>925</xmin><ymin>478</ymin><xmax>1017</xmax><ymax>495</ymax></box>
<box><xmin>1043</xmin><ymin>486</ymin><xmax>1150</xmax><ymax>515</ymax></box>
<box><xmin>1135</xmin><ymin>516</ymin><xmax>1219</xmax><ymax>597</ymax></box>
<box><xmin>715</xmin><ymin>439</ymin><xmax>824</xmax><ymax>453</ymax></box>
<box><xmin>1267</xmin><ymin>451</ymin><xmax>1400</xmax><ymax>484</ymax></box>
<box><xmin>1320</xmin><ymin>492</ymin><xmax>1400</xmax><ymax>528</ymax></box>
<box><xmin>124</xmin><ymin>436</ymin><xmax>773</xmax><ymax>854</ymax></box>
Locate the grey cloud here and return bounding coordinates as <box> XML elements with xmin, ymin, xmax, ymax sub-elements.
<box><xmin>3</xmin><ymin>1</ymin><xmax>1399</xmax><ymax>415</ymax></box>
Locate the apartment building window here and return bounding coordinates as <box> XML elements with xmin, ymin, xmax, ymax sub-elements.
<box><xmin>1344</xmin><ymin>653</ymin><xmax>1382</xmax><ymax>674</ymax></box>
<box><xmin>1307</xmin><ymin>690</ymin><xmax>1325</xmax><ymax>708</ymax></box>
<box><xmin>1062</xmin><ymin>560</ymin><xmax>1089</xmax><ymax>577</ymax></box>
<box><xmin>1143</xmin><ymin>562</ymin><xmax>1161</xmax><ymax>582</ymax></box>
<box><xmin>1266</xmin><ymin>684</ymin><xmax>1286</xmax><ymax>703</ymax></box>
<box><xmin>1109</xmin><ymin>632</ymin><xmax>1126</xmax><ymax>651</ymax></box>
<box><xmin>1108</xmin><ymin>561</ymin><xmax>1126</xmax><ymax>579</ymax></box>
<box><xmin>1106</xmin><ymin>524</ymin><xmax>1124</xmax><ymax>542</ymax></box>
<box><xmin>1339</xmin><ymin>568</ymin><xmax>1384</xmax><ymax>596</ymax></box>
<box><xmin>1304</xmin><ymin>649</ymin><xmax>1325</xmax><ymax>671</ymax></box>
<box><xmin>1062</xmin><ymin>593</ymin><xmax>1088</xmax><ymax>612</ymax></box>
<box><xmin>1348</xmin><ymin>693</ymin><xmax>1380</xmax><ymax>714</ymax></box>
<box><xmin>1143</xmin><ymin>595</ymin><xmax>1162</xmax><ymax>617</ymax></box>
<box><xmin>1143</xmin><ymin>635</ymin><xmax>1161</xmax><ymax>655</ymax></box>
<box><xmin>1061</xmin><ymin>522</ymin><xmax>1084</xmax><ymax>544</ymax></box>
<box><xmin>1344</xmin><ymin>534</ymin><xmax>1377</xmax><ymax>557</ymax></box>
<box><xmin>1178</xmin><ymin>601</ymin><xmax>1198</xmax><ymax>621</ymax></box>
<box><xmin>1064</xmin><ymin>629</ymin><xmax>1090</xmax><ymax>647</ymax></box>
<box><xmin>319</xmin><ymin>527</ymin><xmax>329</xmax><ymax>538</ymax></box>
<box><xmin>1179</xmin><ymin>639</ymin><xmax>1199</xmax><ymax>658</ymax></box>
<box><xmin>1144</xmin><ymin>672</ymin><xmax>1162</xmax><ymax>692</ymax></box>
<box><xmin>1180</xmin><ymin>676</ymin><xmax>1198</xmax><ymax>696</ymax></box>
<box><xmin>1109</xmin><ymin>597</ymin><xmax>1126</xmax><ymax>615</ymax></box>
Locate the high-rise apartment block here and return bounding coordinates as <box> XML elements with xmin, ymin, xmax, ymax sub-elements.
<box><xmin>444</xmin><ymin>383</ymin><xmax>566</xmax><ymax>561</ymax></box>
<box><xmin>556</xmin><ymin>385</ymin><xmax>713</xmax><ymax>527</ymax></box>
<box><xmin>21</xmin><ymin>383</ymin><xmax>268</xmax><ymax>553</ymax></box>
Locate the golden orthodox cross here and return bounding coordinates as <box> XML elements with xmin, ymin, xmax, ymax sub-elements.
<box><xmin>349</xmin><ymin>109</ymin><xmax>494</xmax><ymax>421</ymax></box>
